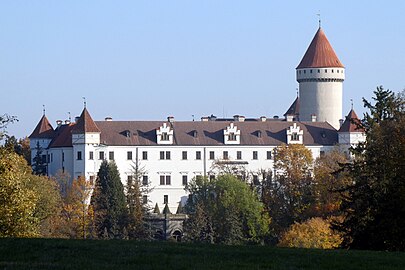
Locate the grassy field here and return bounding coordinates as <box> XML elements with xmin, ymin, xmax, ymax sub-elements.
<box><xmin>1</xmin><ymin>238</ymin><xmax>405</xmax><ymax>270</ymax></box>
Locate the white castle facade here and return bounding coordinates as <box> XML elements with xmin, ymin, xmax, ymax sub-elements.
<box><xmin>29</xmin><ymin>27</ymin><xmax>365</xmax><ymax>214</ymax></box>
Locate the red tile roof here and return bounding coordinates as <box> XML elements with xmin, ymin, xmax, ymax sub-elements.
<box><xmin>49</xmin><ymin>124</ymin><xmax>75</xmax><ymax>148</ymax></box>
<box><xmin>71</xmin><ymin>108</ymin><xmax>100</xmax><ymax>134</ymax></box>
<box><xmin>29</xmin><ymin>115</ymin><xmax>55</xmax><ymax>139</ymax></box>
<box><xmin>297</xmin><ymin>27</ymin><xmax>344</xmax><ymax>69</ymax></box>
<box><xmin>338</xmin><ymin>109</ymin><xmax>364</xmax><ymax>133</ymax></box>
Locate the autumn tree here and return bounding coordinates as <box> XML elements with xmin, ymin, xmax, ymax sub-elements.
<box><xmin>266</xmin><ymin>144</ymin><xmax>314</xmax><ymax>236</ymax></box>
<box><xmin>0</xmin><ymin>148</ymin><xmax>60</xmax><ymax>237</ymax></box>
<box><xmin>337</xmin><ymin>86</ymin><xmax>405</xmax><ymax>251</ymax></box>
<box><xmin>312</xmin><ymin>147</ymin><xmax>351</xmax><ymax>218</ymax></box>
<box><xmin>90</xmin><ymin>160</ymin><xmax>128</xmax><ymax>239</ymax></box>
<box><xmin>184</xmin><ymin>174</ymin><xmax>270</xmax><ymax>244</ymax></box>
<box><xmin>0</xmin><ymin>114</ymin><xmax>17</xmax><ymax>141</ymax></box>
<box><xmin>32</xmin><ymin>141</ymin><xmax>47</xmax><ymax>175</ymax></box>
<box><xmin>61</xmin><ymin>176</ymin><xmax>93</xmax><ymax>239</ymax></box>
<box><xmin>278</xmin><ymin>217</ymin><xmax>342</xmax><ymax>249</ymax></box>
<box><xmin>4</xmin><ymin>136</ymin><xmax>31</xmax><ymax>165</ymax></box>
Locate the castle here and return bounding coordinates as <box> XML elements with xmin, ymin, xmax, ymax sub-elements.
<box><xmin>29</xmin><ymin>27</ymin><xmax>365</xmax><ymax>218</ymax></box>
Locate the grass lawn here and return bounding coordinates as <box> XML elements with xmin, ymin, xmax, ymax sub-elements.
<box><xmin>1</xmin><ymin>238</ymin><xmax>404</xmax><ymax>270</ymax></box>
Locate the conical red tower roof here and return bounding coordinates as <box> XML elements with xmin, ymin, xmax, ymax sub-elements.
<box><xmin>284</xmin><ymin>96</ymin><xmax>300</xmax><ymax>116</ymax></box>
<box><xmin>72</xmin><ymin>108</ymin><xmax>100</xmax><ymax>134</ymax></box>
<box><xmin>29</xmin><ymin>115</ymin><xmax>55</xmax><ymax>138</ymax></box>
<box><xmin>297</xmin><ymin>27</ymin><xmax>344</xmax><ymax>69</ymax></box>
<box><xmin>338</xmin><ymin>109</ymin><xmax>364</xmax><ymax>132</ymax></box>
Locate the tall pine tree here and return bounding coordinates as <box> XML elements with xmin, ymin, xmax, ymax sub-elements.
<box><xmin>337</xmin><ymin>86</ymin><xmax>405</xmax><ymax>251</ymax></box>
<box><xmin>90</xmin><ymin>160</ymin><xmax>128</xmax><ymax>239</ymax></box>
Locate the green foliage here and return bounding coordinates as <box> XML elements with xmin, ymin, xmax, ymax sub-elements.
<box><xmin>90</xmin><ymin>160</ymin><xmax>128</xmax><ymax>239</ymax></box>
<box><xmin>184</xmin><ymin>174</ymin><xmax>270</xmax><ymax>244</ymax></box>
<box><xmin>337</xmin><ymin>86</ymin><xmax>405</xmax><ymax>251</ymax></box>
<box><xmin>3</xmin><ymin>136</ymin><xmax>31</xmax><ymax>165</ymax></box>
<box><xmin>278</xmin><ymin>217</ymin><xmax>343</xmax><ymax>249</ymax></box>
<box><xmin>32</xmin><ymin>141</ymin><xmax>47</xmax><ymax>175</ymax></box>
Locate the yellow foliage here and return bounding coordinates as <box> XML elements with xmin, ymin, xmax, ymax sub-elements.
<box><xmin>278</xmin><ymin>217</ymin><xmax>342</xmax><ymax>249</ymax></box>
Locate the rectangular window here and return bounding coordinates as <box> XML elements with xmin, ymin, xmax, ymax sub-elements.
<box><xmin>109</xmin><ymin>151</ymin><xmax>114</xmax><ymax>160</ymax></box>
<box><xmin>62</xmin><ymin>152</ymin><xmax>65</xmax><ymax>162</ymax></box>
<box><xmin>42</xmin><ymin>154</ymin><xmax>47</xmax><ymax>163</ymax></box>
<box><xmin>228</xmin><ymin>133</ymin><xmax>237</xmax><ymax>141</ymax></box>
<box><xmin>266</xmin><ymin>151</ymin><xmax>272</xmax><ymax>160</ymax></box>
<box><xmin>182</xmin><ymin>151</ymin><xmax>187</xmax><ymax>160</ymax></box>
<box><xmin>142</xmin><ymin>195</ymin><xmax>148</xmax><ymax>204</ymax></box>
<box><xmin>165</xmin><ymin>151</ymin><xmax>171</xmax><ymax>160</ymax></box>
<box><xmin>237</xmin><ymin>151</ymin><xmax>242</xmax><ymax>160</ymax></box>
<box><xmin>89</xmin><ymin>151</ymin><xmax>94</xmax><ymax>160</ymax></box>
<box><xmin>50</xmin><ymin>153</ymin><xmax>53</xmax><ymax>162</ymax></box>
<box><xmin>160</xmin><ymin>175</ymin><xmax>165</xmax><ymax>185</ymax></box>
<box><xmin>320</xmin><ymin>151</ymin><xmax>325</xmax><ymax>157</ymax></box>
<box><xmin>99</xmin><ymin>151</ymin><xmax>104</xmax><ymax>160</ymax></box>
<box><xmin>77</xmin><ymin>151</ymin><xmax>82</xmax><ymax>160</ymax></box>
<box><xmin>291</xmin><ymin>133</ymin><xmax>299</xmax><ymax>141</ymax></box>
<box><xmin>182</xmin><ymin>175</ymin><xmax>188</xmax><ymax>186</ymax></box>
<box><xmin>223</xmin><ymin>151</ymin><xmax>228</xmax><ymax>160</ymax></box>
<box><xmin>165</xmin><ymin>175</ymin><xmax>171</xmax><ymax>185</ymax></box>
<box><xmin>253</xmin><ymin>151</ymin><xmax>258</xmax><ymax>160</ymax></box>
<box><xmin>89</xmin><ymin>175</ymin><xmax>95</xmax><ymax>184</ymax></box>
<box><xmin>164</xmin><ymin>195</ymin><xmax>168</xmax><ymax>204</ymax></box>
<box><xmin>196</xmin><ymin>151</ymin><xmax>201</xmax><ymax>160</ymax></box>
<box><xmin>161</xmin><ymin>132</ymin><xmax>169</xmax><ymax>141</ymax></box>
<box><xmin>127</xmin><ymin>151</ymin><xmax>132</xmax><ymax>160</ymax></box>
<box><xmin>142</xmin><ymin>175</ymin><xmax>148</xmax><ymax>185</ymax></box>
<box><xmin>142</xmin><ymin>151</ymin><xmax>148</xmax><ymax>160</ymax></box>
<box><xmin>209</xmin><ymin>151</ymin><xmax>215</xmax><ymax>160</ymax></box>
<box><xmin>160</xmin><ymin>151</ymin><xmax>165</xmax><ymax>160</ymax></box>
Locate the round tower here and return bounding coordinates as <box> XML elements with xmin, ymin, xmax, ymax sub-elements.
<box><xmin>296</xmin><ymin>27</ymin><xmax>344</xmax><ymax>130</ymax></box>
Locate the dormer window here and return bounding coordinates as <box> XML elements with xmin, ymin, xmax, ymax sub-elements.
<box><xmin>286</xmin><ymin>123</ymin><xmax>303</xmax><ymax>144</ymax></box>
<box><xmin>161</xmin><ymin>132</ymin><xmax>169</xmax><ymax>141</ymax></box>
<box><xmin>156</xmin><ymin>123</ymin><xmax>173</xmax><ymax>145</ymax></box>
<box><xmin>228</xmin><ymin>132</ymin><xmax>237</xmax><ymax>141</ymax></box>
<box><xmin>224</xmin><ymin>123</ymin><xmax>240</xmax><ymax>145</ymax></box>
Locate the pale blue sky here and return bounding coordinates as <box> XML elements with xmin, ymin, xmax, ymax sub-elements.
<box><xmin>1</xmin><ymin>1</ymin><xmax>404</xmax><ymax>139</ymax></box>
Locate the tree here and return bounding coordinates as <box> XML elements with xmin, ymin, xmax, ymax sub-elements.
<box><xmin>336</xmin><ymin>86</ymin><xmax>405</xmax><ymax>251</ymax></box>
<box><xmin>4</xmin><ymin>136</ymin><xmax>31</xmax><ymax>165</ymax></box>
<box><xmin>0</xmin><ymin>114</ymin><xmax>17</xmax><ymax>141</ymax></box>
<box><xmin>61</xmin><ymin>176</ymin><xmax>93</xmax><ymax>239</ymax></box>
<box><xmin>184</xmin><ymin>174</ymin><xmax>270</xmax><ymax>244</ymax></box>
<box><xmin>312</xmin><ymin>147</ymin><xmax>351</xmax><ymax>218</ymax></box>
<box><xmin>0</xmin><ymin>149</ymin><xmax>39</xmax><ymax>237</ymax></box>
<box><xmin>90</xmin><ymin>160</ymin><xmax>128</xmax><ymax>239</ymax></box>
<box><xmin>32</xmin><ymin>141</ymin><xmax>47</xmax><ymax>175</ymax></box>
<box><xmin>126</xmin><ymin>162</ymin><xmax>152</xmax><ymax>240</ymax></box>
<box><xmin>265</xmin><ymin>144</ymin><xmax>314</xmax><ymax>236</ymax></box>
<box><xmin>0</xmin><ymin>148</ymin><xmax>61</xmax><ymax>237</ymax></box>
<box><xmin>278</xmin><ymin>217</ymin><xmax>342</xmax><ymax>249</ymax></box>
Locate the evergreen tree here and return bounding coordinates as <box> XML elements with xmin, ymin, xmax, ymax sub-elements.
<box><xmin>337</xmin><ymin>86</ymin><xmax>405</xmax><ymax>251</ymax></box>
<box><xmin>126</xmin><ymin>163</ymin><xmax>151</xmax><ymax>240</ymax></box>
<box><xmin>32</xmin><ymin>141</ymin><xmax>47</xmax><ymax>175</ymax></box>
<box><xmin>90</xmin><ymin>160</ymin><xmax>128</xmax><ymax>239</ymax></box>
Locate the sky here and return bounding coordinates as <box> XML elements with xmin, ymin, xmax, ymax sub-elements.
<box><xmin>1</xmin><ymin>1</ymin><xmax>404</xmax><ymax>139</ymax></box>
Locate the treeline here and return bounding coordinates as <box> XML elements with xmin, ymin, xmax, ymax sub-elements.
<box><xmin>1</xmin><ymin>86</ymin><xmax>404</xmax><ymax>250</ymax></box>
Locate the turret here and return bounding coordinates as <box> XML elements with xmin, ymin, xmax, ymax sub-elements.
<box><xmin>29</xmin><ymin>114</ymin><xmax>55</xmax><ymax>166</ymax></box>
<box><xmin>338</xmin><ymin>109</ymin><xmax>365</xmax><ymax>148</ymax></box>
<box><xmin>296</xmin><ymin>27</ymin><xmax>344</xmax><ymax>129</ymax></box>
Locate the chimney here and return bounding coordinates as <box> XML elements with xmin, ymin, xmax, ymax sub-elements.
<box><xmin>56</xmin><ymin>120</ymin><xmax>63</xmax><ymax>127</ymax></box>
<box><xmin>75</xmin><ymin>116</ymin><xmax>80</xmax><ymax>123</ymax></box>
<box><xmin>105</xmin><ymin>117</ymin><xmax>113</xmax><ymax>121</ymax></box>
<box><xmin>311</xmin><ymin>114</ymin><xmax>317</xmax><ymax>122</ymax></box>
<box><xmin>273</xmin><ymin>115</ymin><xmax>279</xmax><ymax>119</ymax></box>
<box><xmin>167</xmin><ymin>116</ymin><xmax>174</xmax><ymax>123</ymax></box>
<box><xmin>65</xmin><ymin>120</ymin><xmax>71</xmax><ymax>125</ymax></box>
<box><xmin>260</xmin><ymin>116</ymin><xmax>266</xmax><ymax>122</ymax></box>
<box><xmin>286</xmin><ymin>115</ymin><xmax>294</xmax><ymax>122</ymax></box>
<box><xmin>201</xmin><ymin>116</ymin><xmax>209</xmax><ymax>122</ymax></box>
<box><xmin>233</xmin><ymin>115</ymin><xmax>245</xmax><ymax>122</ymax></box>
<box><xmin>339</xmin><ymin>119</ymin><xmax>344</xmax><ymax>127</ymax></box>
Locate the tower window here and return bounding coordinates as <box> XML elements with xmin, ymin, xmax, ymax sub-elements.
<box><xmin>337</xmin><ymin>70</ymin><xmax>340</xmax><ymax>73</ymax></box>
<box><xmin>89</xmin><ymin>151</ymin><xmax>94</xmax><ymax>160</ymax></box>
<box><xmin>161</xmin><ymin>132</ymin><xmax>169</xmax><ymax>141</ymax></box>
<box><xmin>77</xmin><ymin>151</ymin><xmax>82</xmax><ymax>160</ymax></box>
<box><xmin>291</xmin><ymin>132</ymin><xmax>299</xmax><ymax>141</ymax></box>
<box><xmin>332</xmin><ymin>69</ymin><xmax>334</xmax><ymax>73</ymax></box>
<box><xmin>228</xmin><ymin>132</ymin><xmax>237</xmax><ymax>141</ymax></box>
<box><xmin>310</xmin><ymin>69</ymin><xmax>312</xmax><ymax>73</ymax></box>
<box><xmin>303</xmin><ymin>70</ymin><xmax>306</xmax><ymax>74</ymax></box>
<box><xmin>299</xmin><ymin>70</ymin><xmax>301</xmax><ymax>74</ymax></box>
<box><xmin>317</xmin><ymin>69</ymin><xmax>320</xmax><ymax>73</ymax></box>
<box><xmin>325</xmin><ymin>69</ymin><xmax>328</xmax><ymax>73</ymax></box>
